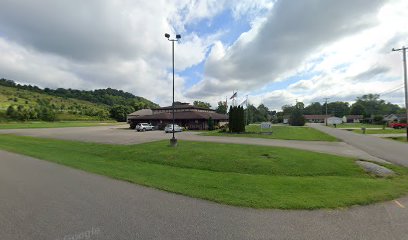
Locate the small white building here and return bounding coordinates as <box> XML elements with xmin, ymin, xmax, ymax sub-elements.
<box><xmin>326</xmin><ymin>117</ymin><xmax>343</xmax><ymax>125</ymax></box>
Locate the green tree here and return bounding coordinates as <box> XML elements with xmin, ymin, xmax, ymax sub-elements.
<box><xmin>295</xmin><ymin>102</ymin><xmax>305</xmax><ymax>110</ymax></box>
<box><xmin>255</xmin><ymin>104</ymin><xmax>270</xmax><ymax>122</ymax></box>
<box><xmin>282</xmin><ymin>105</ymin><xmax>296</xmax><ymax>116</ymax></box>
<box><xmin>373</xmin><ymin>115</ymin><xmax>385</xmax><ymax>124</ymax></box>
<box><xmin>245</xmin><ymin>104</ymin><xmax>257</xmax><ymax>124</ymax></box>
<box><xmin>289</xmin><ymin>106</ymin><xmax>305</xmax><ymax>126</ymax></box>
<box><xmin>350</xmin><ymin>103</ymin><xmax>366</xmax><ymax>116</ymax></box>
<box><xmin>193</xmin><ymin>101</ymin><xmax>211</xmax><ymax>109</ymax></box>
<box><xmin>109</xmin><ymin>105</ymin><xmax>133</xmax><ymax>122</ymax></box>
<box><xmin>39</xmin><ymin>107</ymin><xmax>56</xmax><ymax>121</ymax></box>
<box><xmin>304</xmin><ymin>102</ymin><xmax>322</xmax><ymax>115</ymax></box>
<box><xmin>215</xmin><ymin>101</ymin><xmax>227</xmax><ymax>114</ymax></box>
<box><xmin>326</xmin><ymin>101</ymin><xmax>350</xmax><ymax>117</ymax></box>
<box><xmin>354</xmin><ymin>94</ymin><xmax>384</xmax><ymax>116</ymax></box>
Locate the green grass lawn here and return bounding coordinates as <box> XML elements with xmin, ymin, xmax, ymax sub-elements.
<box><xmin>333</xmin><ymin>123</ymin><xmax>384</xmax><ymax>129</ymax></box>
<box><xmin>0</xmin><ymin>121</ymin><xmax>122</xmax><ymax>129</ymax></box>
<box><xmin>351</xmin><ymin>128</ymin><xmax>406</xmax><ymax>134</ymax></box>
<box><xmin>202</xmin><ymin>124</ymin><xmax>338</xmax><ymax>141</ymax></box>
<box><xmin>1</xmin><ymin>134</ymin><xmax>407</xmax><ymax>209</ymax></box>
<box><xmin>385</xmin><ymin>137</ymin><xmax>408</xmax><ymax>143</ymax></box>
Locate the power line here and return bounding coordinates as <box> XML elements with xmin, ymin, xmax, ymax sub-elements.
<box><xmin>378</xmin><ymin>84</ymin><xmax>404</xmax><ymax>96</ymax></box>
<box><xmin>380</xmin><ymin>86</ymin><xmax>404</xmax><ymax>97</ymax></box>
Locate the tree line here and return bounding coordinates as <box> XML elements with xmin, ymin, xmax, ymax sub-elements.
<box><xmin>212</xmin><ymin>93</ymin><xmax>405</xmax><ymax>125</ymax></box>
<box><xmin>1</xmin><ymin>78</ymin><xmax>160</xmax><ymax>121</ymax></box>
<box><xmin>279</xmin><ymin>94</ymin><xmax>405</xmax><ymax>121</ymax></box>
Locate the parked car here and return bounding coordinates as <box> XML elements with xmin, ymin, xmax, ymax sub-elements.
<box><xmin>136</xmin><ymin>123</ymin><xmax>154</xmax><ymax>131</ymax></box>
<box><xmin>164</xmin><ymin>124</ymin><xmax>183</xmax><ymax>133</ymax></box>
<box><xmin>389</xmin><ymin>122</ymin><xmax>408</xmax><ymax>129</ymax></box>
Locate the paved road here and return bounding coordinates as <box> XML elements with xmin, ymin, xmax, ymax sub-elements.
<box><xmin>0</xmin><ymin>125</ymin><xmax>386</xmax><ymax>163</ymax></box>
<box><xmin>1</xmin><ymin>150</ymin><xmax>408</xmax><ymax>240</ymax></box>
<box><xmin>310</xmin><ymin>124</ymin><xmax>408</xmax><ymax>167</ymax></box>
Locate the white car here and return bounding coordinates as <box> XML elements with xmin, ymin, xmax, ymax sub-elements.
<box><xmin>136</xmin><ymin>123</ymin><xmax>154</xmax><ymax>132</ymax></box>
<box><xmin>164</xmin><ymin>124</ymin><xmax>183</xmax><ymax>133</ymax></box>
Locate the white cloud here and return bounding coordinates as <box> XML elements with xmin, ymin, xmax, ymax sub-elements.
<box><xmin>0</xmin><ymin>0</ymin><xmax>405</xmax><ymax>110</ymax></box>
<box><xmin>190</xmin><ymin>0</ymin><xmax>408</xmax><ymax>110</ymax></box>
<box><xmin>0</xmin><ymin>0</ymin><xmax>224</xmax><ymax>105</ymax></box>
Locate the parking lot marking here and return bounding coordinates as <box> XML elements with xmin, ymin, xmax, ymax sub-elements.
<box><xmin>394</xmin><ymin>200</ymin><xmax>405</xmax><ymax>208</ymax></box>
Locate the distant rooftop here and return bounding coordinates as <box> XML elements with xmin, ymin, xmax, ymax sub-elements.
<box><xmin>152</xmin><ymin>102</ymin><xmax>214</xmax><ymax>111</ymax></box>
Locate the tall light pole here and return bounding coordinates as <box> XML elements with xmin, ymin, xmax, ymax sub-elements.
<box><xmin>392</xmin><ymin>46</ymin><xmax>408</xmax><ymax>141</ymax></box>
<box><xmin>165</xmin><ymin>33</ymin><xmax>181</xmax><ymax>147</ymax></box>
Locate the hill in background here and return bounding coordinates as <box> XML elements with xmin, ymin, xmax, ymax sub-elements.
<box><xmin>0</xmin><ymin>78</ymin><xmax>159</xmax><ymax>122</ymax></box>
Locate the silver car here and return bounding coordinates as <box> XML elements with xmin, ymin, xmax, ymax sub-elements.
<box><xmin>136</xmin><ymin>123</ymin><xmax>154</xmax><ymax>132</ymax></box>
<box><xmin>164</xmin><ymin>124</ymin><xmax>183</xmax><ymax>133</ymax></box>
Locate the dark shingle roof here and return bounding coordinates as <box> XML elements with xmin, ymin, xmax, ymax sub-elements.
<box><xmin>131</xmin><ymin>111</ymin><xmax>228</xmax><ymax>121</ymax></box>
<box><xmin>346</xmin><ymin>115</ymin><xmax>363</xmax><ymax>120</ymax></box>
<box><xmin>152</xmin><ymin>104</ymin><xmax>214</xmax><ymax>112</ymax></box>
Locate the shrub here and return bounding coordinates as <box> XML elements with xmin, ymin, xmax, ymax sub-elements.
<box><xmin>373</xmin><ymin>115</ymin><xmax>384</xmax><ymax>125</ymax></box>
<box><xmin>229</xmin><ymin>106</ymin><xmax>245</xmax><ymax>132</ymax></box>
<box><xmin>208</xmin><ymin>117</ymin><xmax>214</xmax><ymax>131</ymax></box>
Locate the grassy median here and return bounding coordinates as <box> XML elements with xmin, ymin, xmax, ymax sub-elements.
<box><xmin>201</xmin><ymin>124</ymin><xmax>338</xmax><ymax>141</ymax></box>
<box><xmin>385</xmin><ymin>137</ymin><xmax>408</xmax><ymax>143</ymax></box>
<box><xmin>0</xmin><ymin>134</ymin><xmax>407</xmax><ymax>209</ymax></box>
<box><xmin>351</xmin><ymin>128</ymin><xmax>406</xmax><ymax>134</ymax></box>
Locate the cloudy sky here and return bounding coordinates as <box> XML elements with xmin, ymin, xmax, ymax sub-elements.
<box><xmin>0</xmin><ymin>0</ymin><xmax>407</xmax><ymax>110</ymax></box>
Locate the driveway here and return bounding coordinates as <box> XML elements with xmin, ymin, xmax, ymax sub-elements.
<box><xmin>310</xmin><ymin>124</ymin><xmax>408</xmax><ymax>167</ymax></box>
<box><xmin>1</xmin><ymin>150</ymin><xmax>408</xmax><ymax>240</ymax></box>
<box><xmin>0</xmin><ymin>125</ymin><xmax>386</xmax><ymax>163</ymax></box>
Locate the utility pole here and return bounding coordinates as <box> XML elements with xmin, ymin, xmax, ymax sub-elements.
<box><xmin>324</xmin><ymin>98</ymin><xmax>330</xmax><ymax>126</ymax></box>
<box><xmin>392</xmin><ymin>46</ymin><xmax>408</xmax><ymax>141</ymax></box>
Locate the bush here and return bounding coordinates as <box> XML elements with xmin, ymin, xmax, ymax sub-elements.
<box><xmin>373</xmin><ymin>115</ymin><xmax>384</xmax><ymax>125</ymax></box>
<box><xmin>208</xmin><ymin>117</ymin><xmax>214</xmax><ymax>131</ymax></box>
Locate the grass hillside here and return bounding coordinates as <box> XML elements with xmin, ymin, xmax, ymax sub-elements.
<box><xmin>0</xmin><ymin>85</ymin><xmax>110</xmax><ymax>121</ymax></box>
<box><xmin>0</xmin><ymin>78</ymin><xmax>159</xmax><ymax>122</ymax></box>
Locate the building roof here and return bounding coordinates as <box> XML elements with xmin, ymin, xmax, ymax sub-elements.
<box><xmin>303</xmin><ymin>115</ymin><xmax>332</xmax><ymax>120</ymax></box>
<box><xmin>128</xmin><ymin>109</ymin><xmax>153</xmax><ymax>116</ymax></box>
<box><xmin>152</xmin><ymin>103</ymin><xmax>214</xmax><ymax>112</ymax></box>
<box><xmin>345</xmin><ymin>115</ymin><xmax>363</xmax><ymax>120</ymax></box>
<box><xmin>131</xmin><ymin>111</ymin><xmax>228</xmax><ymax>121</ymax></box>
<box><xmin>384</xmin><ymin>114</ymin><xmax>407</xmax><ymax>120</ymax></box>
